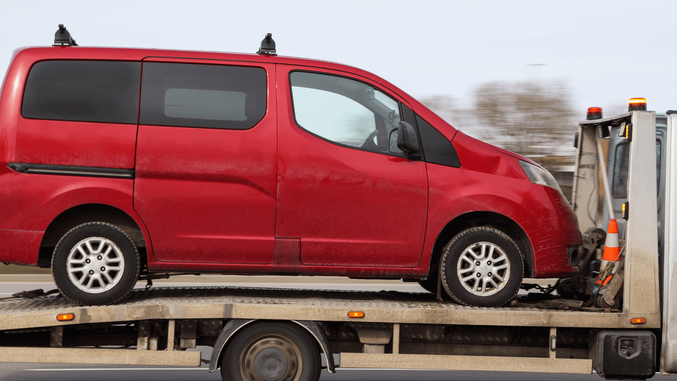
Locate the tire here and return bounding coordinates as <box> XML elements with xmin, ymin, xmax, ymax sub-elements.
<box><xmin>440</xmin><ymin>226</ymin><xmax>523</xmax><ymax>307</ymax></box>
<box><xmin>221</xmin><ymin>322</ymin><xmax>321</xmax><ymax>381</ymax></box>
<box><xmin>51</xmin><ymin>222</ymin><xmax>140</xmax><ymax>305</ymax></box>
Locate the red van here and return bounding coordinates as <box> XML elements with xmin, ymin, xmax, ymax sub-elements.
<box><xmin>0</xmin><ymin>27</ymin><xmax>581</xmax><ymax>306</ymax></box>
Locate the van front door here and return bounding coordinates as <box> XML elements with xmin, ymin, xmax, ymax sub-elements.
<box><xmin>275</xmin><ymin>68</ymin><xmax>428</xmax><ymax>269</ymax></box>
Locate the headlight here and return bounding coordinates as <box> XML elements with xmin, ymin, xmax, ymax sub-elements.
<box><xmin>519</xmin><ymin>160</ymin><xmax>563</xmax><ymax>194</ymax></box>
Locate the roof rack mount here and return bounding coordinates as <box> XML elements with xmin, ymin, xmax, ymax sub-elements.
<box><xmin>257</xmin><ymin>33</ymin><xmax>276</xmax><ymax>55</ymax></box>
<box><xmin>53</xmin><ymin>24</ymin><xmax>77</xmax><ymax>47</ymax></box>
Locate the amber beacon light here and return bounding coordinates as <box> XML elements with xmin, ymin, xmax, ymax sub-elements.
<box><xmin>628</xmin><ymin>98</ymin><xmax>647</xmax><ymax>111</ymax></box>
<box><xmin>586</xmin><ymin>107</ymin><xmax>603</xmax><ymax>120</ymax></box>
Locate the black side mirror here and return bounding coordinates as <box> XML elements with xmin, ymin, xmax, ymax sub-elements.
<box><xmin>397</xmin><ymin>121</ymin><xmax>422</xmax><ymax>160</ymax></box>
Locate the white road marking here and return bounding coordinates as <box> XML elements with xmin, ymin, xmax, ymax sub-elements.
<box><xmin>26</xmin><ymin>367</ymin><xmax>210</xmax><ymax>371</ymax></box>
<box><xmin>25</xmin><ymin>367</ymin><xmax>440</xmax><ymax>372</ymax></box>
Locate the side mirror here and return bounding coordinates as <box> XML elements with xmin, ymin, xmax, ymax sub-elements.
<box><xmin>395</xmin><ymin>121</ymin><xmax>422</xmax><ymax>160</ymax></box>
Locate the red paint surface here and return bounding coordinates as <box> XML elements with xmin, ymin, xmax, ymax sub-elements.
<box><xmin>275</xmin><ymin>65</ymin><xmax>428</xmax><ymax>268</ymax></box>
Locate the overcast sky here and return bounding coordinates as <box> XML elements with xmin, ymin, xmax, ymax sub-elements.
<box><xmin>1</xmin><ymin>0</ymin><xmax>674</xmax><ymax>130</ymax></box>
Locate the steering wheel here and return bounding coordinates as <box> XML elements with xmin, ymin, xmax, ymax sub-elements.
<box><xmin>361</xmin><ymin>129</ymin><xmax>380</xmax><ymax>150</ymax></box>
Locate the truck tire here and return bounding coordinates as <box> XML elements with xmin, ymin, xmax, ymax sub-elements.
<box><xmin>221</xmin><ymin>322</ymin><xmax>321</xmax><ymax>381</ymax></box>
<box><xmin>51</xmin><ymin>222</ymin><xmax>140</xmax><ymax>305</ymax></box>
<box><xmin>440</xmin><ymin>226</ymin><xmax>523</xmax><ymax>307</ymax></box>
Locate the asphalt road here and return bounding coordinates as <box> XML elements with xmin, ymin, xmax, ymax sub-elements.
<box><xmin>0</xmin><ymin>363</ymin><xmax>608</xmax><ymax>381</ymax></box>
<box><xmin>0</xmin><ymin>275</ymin><xmax>658</xmax><ymax>381</ymax></box>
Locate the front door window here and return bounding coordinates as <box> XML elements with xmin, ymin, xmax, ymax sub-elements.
<box><xmin>290</xmin><ymin>71</ymin><xmax>402</xmax><ymax>154</ymax></box>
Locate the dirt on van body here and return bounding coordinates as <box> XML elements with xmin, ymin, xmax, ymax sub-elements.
<box><xmin>0</xmin><ymin>264</ymin><xmax>50</xmax><ymax>274</ymax></box>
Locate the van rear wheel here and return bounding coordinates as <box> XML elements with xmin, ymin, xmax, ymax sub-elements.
<box><xmin>51</xmin><ymin>222</ymin><xmax>140</xmax><ymax>305</ymax></box>
<box><xmin>440</xmin><ymin>226</ymin><xmax>523</xmax><ymax>307</ymax></box>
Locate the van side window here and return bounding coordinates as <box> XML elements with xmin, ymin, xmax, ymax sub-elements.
<box><xmin>290</xmin><ymin>71</ymin><xmax>402</xmax><ymax>154</ymax></box>
<box><xmin>140</xmin><ymin>63</ymin><xmax>266</xmax><ymax>130</ymax></box>
<box><xmin>22</xmin><ymin>61</ymin><xmax>140</xmax><ymax>124</ymax></box>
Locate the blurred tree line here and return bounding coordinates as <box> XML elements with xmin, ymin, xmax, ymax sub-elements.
<box><xmin>421</xmin><ymin>80</ymin><xmax>578</xmax><ymax>175</ymax></box>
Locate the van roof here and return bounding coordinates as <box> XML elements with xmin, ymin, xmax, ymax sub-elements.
<box><xmin>14</xmin><ymin>45</ymin><xmax>386</xmax><ymax>86</ymax></box>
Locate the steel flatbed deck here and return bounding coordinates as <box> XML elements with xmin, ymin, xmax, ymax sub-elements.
<box><xmin>0</xmin><ymin>285</ymin><xmax>650</xmax><ymax>332</ymax></box>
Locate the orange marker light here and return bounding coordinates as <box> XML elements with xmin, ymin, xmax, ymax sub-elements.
<box><xmin>348</xmin><ymin>311</ymin><xmax>365</xmax><ymax>318</ymax></box>
<box><xmin>628</xmin><ymin>98</ymin><xmax>647</xmax><ymax>111</ymax></box>
<box><xmin>56</xmin><ymin>313</ymin><xmax>74</xmax><ymax>321</ymax></box>
<box><xmin>630</xmin><ymin>317</ymin><xmax>646</xmax><ymax>325</ymax></box>
<box><xmin>625</xmin><ymin>123</ymin><xmax>633</xmax><ymax>142</ymax></box>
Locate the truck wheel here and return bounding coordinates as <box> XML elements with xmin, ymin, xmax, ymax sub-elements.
<box><xmin>440</xmin><ymin>227</ymin><xmax>523</xmax><ymax>307</ymax></box>
<box><xmin>51</xmin><ymin>222</ymin><xmax>140</xmax><ymax>305</ymax></box>
<box><xmin>221</xmin><ymin>322</ymin><xmax>321</xmax><ymax>381</ymax></box>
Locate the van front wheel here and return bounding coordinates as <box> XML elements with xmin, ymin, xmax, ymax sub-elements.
<box><xmin>52</xmin><ymin>222</ymin><xmax>140</xmax><ymax>305</ymax></box>
<box><xmin>440</xmin><ymin>227</ymin><xmax>523</xmax><ymax>307</ymax></box>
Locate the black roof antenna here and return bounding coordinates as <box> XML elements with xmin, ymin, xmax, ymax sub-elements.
<box><xmin>257</xmin><ymin>33</ymin><xmax>276</xmax><ymax>55</ymax></box>
<box><xmin>54</xmin><ymin>24</ymin><xmax>77</xmax><ymax>46</ymax></box>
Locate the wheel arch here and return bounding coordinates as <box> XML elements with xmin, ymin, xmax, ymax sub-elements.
<box><xmin>38</xmin><ymin>203</ymin><xmax>147</xmax><ymax>269</ymax></box>
<box><xmin>429</xmin><ymin>211</ymin><xmax>533</xmax><ymax>279</ymax></box>
<box><xmin>208</xmin><ymin>319</ymin><xmax>335</xmax><ymax>374</ymax></box>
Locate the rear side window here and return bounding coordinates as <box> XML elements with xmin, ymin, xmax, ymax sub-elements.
<box><xmin>22</xmin><ymin>61</ymin><xmax>140</xmax><ymax>124</ymax></box>
<box><xmin>140</xmin><ymin>62</ymin><xmax>266</xmax><ymax>129</ymax></box>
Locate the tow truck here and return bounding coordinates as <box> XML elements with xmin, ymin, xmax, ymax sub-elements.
<box><xmin>0</xmin><ymin>101</ymin><xmax>673</xmax><ymax>381</ymax></box>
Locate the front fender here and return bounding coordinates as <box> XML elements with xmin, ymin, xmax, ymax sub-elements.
<box><xmin>418</xmin><ymin>163</ymin><xmax>580</xmax><ymax>278</ymax></box>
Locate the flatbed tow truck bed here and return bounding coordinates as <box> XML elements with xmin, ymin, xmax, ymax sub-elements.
<box><xmin>0</xmin><ymin>285</ymin><xmax>643</xmax><ymax>332</ymax></box>
<box><xmin>0</xmin><ymin>285</ymin><xmax>646</xmax><ymax>375</ymax></box>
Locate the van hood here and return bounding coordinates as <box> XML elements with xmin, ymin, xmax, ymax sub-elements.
<box><xmin>490</xmin><ymin>145</ymin><xmax>538</xmax><ymax>166</ymax></box>
<box><xmin>451</xmin><ymin>131</ymin><xmax>532</xmax><ymax>179</ymax></box>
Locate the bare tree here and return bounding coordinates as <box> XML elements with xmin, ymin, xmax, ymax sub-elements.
<box><xmin>470</xmin><ymin>81</ymin><xmax>576</xmax><ymax>158</ymax></box>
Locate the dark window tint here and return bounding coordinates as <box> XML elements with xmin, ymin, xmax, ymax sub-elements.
<box><xmin>22</xmin><ymin>61</ymin><xmax>140</xmax><ymax>124</ymax></box>
<box><xmin>612</xmin><ymin>143</ymin><xmax>629</xmax><ymax>199</ymax></box>
<box><xmin>416</xmin><ymin>115</ymin><xmax>460</xmax><ymax>168</ymax></box>
<box><xmin>656</xmin><ymin>140</ymin><xmax>661</xmax><ymax>196</ymax></box>
<box><xmin>140</xmin><ymin>63</ymin><xmax>266</xmax><ymax>129</ymax></box>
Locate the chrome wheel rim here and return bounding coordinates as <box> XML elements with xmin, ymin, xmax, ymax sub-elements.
<box><xmin>457</xmin><ymin>241</ymin><xmax>510</xmax><ymax>297</ymax></box>
<box><xmin>66</xmin><ymin>237</ymin><xmax>125</xmax><ymax>294</ymax></box>
<box><xmin>241</xmin><ymin>336</ymin><xmax>302</xmax><ymax>381</ymax></box>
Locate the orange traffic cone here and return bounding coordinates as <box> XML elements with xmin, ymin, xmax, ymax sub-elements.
<box><xmin>598</xmin><ymin>219</ymin><xmax>621</xmax><ymax>286</ymax></box>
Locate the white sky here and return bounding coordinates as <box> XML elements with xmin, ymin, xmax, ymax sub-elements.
<box><xmin>1</xmin><ymin>0</ymin><xmax>674</xmax><ymax>129</ymax></box>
